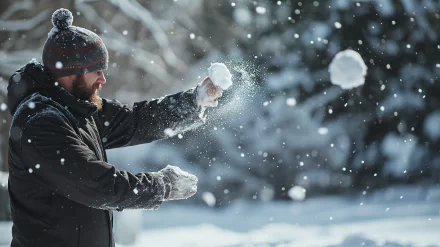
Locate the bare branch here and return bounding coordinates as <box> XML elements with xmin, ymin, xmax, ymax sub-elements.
<box><xmin>0</xmin><ymin>0</ymin><xmax>33</xmax><ymax>20</ymax></box>
<box><xmin>0</xmin><ymin>10</ymin><xmax>49</xmax><ymax>31</ymax></box>
<box><xmin>107</xmin><ymin>0</ymin><xmax>187</xmax><ymax>72</ymax></box>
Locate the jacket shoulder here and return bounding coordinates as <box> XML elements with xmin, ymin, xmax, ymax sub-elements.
<box><xmin>11</xmin><ymin>93</ymin><xmax>74</xmax><ymax>131</ymax></box>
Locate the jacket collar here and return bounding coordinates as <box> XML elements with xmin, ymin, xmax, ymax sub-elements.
<box><xmin>8</xmin><ymin>60</ymin><xmax>98</xmax><ymax>118</ymax></box>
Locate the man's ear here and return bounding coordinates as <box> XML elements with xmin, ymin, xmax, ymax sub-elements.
<box><xmin>56</xmin><ymin>74</ymin><xmax>77</xmax><ymax>92</ymax></box>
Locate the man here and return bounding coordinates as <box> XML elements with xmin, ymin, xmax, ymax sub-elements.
<box><xmin>7</xmin><ymin>8</ymin><xmax>223</xmax><ymax>247</ymax></box>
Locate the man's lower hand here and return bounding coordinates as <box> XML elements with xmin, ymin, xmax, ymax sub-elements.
<box><xmin>158</xmin><ymin>165</ymin><xmax>198</xmax><ymax>201</ymax></box>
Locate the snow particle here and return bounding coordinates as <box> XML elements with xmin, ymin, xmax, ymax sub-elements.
<box><xmin>104</xmin><ymin>121</ymin><xmax>109</xmax><ymax>126</ymax></box>
<box><xmin>224</xmin><ymin>189</ymin><xmax>229</xmax><ymax>194</ymax></box>
<box><xmin>28</xmin><ymin>102</ymin><xmax>36</xmax><ymax>109</ymax></box>
<box><xmin>202</xmin><ymin>192</ymin><xmax>216</xmax><ymax>207</ymax></box>
<box><xmin>35</xmin><ymin>164</ymin><xmax>40</xmax><ymax>169</ymax></box>
<box><xmin>277</xmin><ymin>1</ymin><xmax>282</xmax><ymax>5</ymax></box>
<box><xmin>240</xmin><ymin>153</ymin><xmax>245</xmax><ymax>157</ymax></box>
<box><xmin>54</xmin><ymin>82</ymin><xmax>59</xmax><ymax>86</ymax></box>
<box><xmin>122</xmin><ymin>30</ymin><xmax>128</xmax><ymax>35</ymax></box>
<box><xmin>294</xmin><ymin>33</ymin><xmax>300</xmax><ymax>39</ymax></box>
<box><xmin>164</xmin><ymin>128</ymin><xmax>176</xmax><ymax>137</ymax></box>
<box><xmin>60</xmin><ymin>158</ymin><xmax>65</xmax><ymax>165</ymax></box>
<box><xmin>263</xmin><ymin>101</ymin><xmax>269</xmax><ymax>106</ymax></box>
<box><xmin>380</xmin><ymin>106</ymin><xmax>385</xmax><ymax>111</ymax></box>
<box><xmin>189</xmin><ymin>33</ymin><xmax>196</xmax><ymax>39</ymax></box>
<box><xmin>231</xmin><ymin>2</ymin><xmax>236</xmax><ymax>7</ymax></box>
<box><xmin>0</xmin><ymin>103</ymin><xmax>8</xmax><ymax>111</ymax></box>
<box><xmin>313</xmin><ymin>1</ymin><xmax>319</xmax><ymax>7</ymax></box>
<box><xmin>406</xmin><ymin>44</ymin><xmax>411</xmax><ymax>49</ymax></box>
<box><xmin>392</xmin><ymin>20</ymin><xmax>396</xmax><ymax>25</ymax></box>
<box><xmin>328</xmin><ymin>109</ymin><xmax>333</xmax><ymax>114</ymax></box>
<box><xmin>247</xmin><ymin>33</ymin><xmax>252</xmax><ymax>39</ymax></box>
<box><xmin>334</xmin><ymin>22</ymin><xmax>342</xmax><ymax>29</ymax></box>
<box><xmin>28</xmin><ymin>139</ymin><xmax>31</xmax><ymax>143</ymax></box>
<box><xmin>436</xmin><ymin>64</ymin><xmax>440</xmax><ymax>68</ymax></box>
<box><xmin>255</xmin><ymin>6</ymin><xmax>266</xmax><ymax>14</ymax></box>
<box><xmin>102</xmin><ymin>137</ymin><xmax>107</xmax><ymax>143</ymax></box>
<box><xmin>286</xmin><ymin>98</ymin><xmax>297</xmax><ymax>106</ymax></box>
<box><xmin>55</xmin><ymin>61</ymin><xmax>63</xmax><ymax>69</ymax></box>
<box><xmin>303</xmin><ymin>176</ymin><xmax>308</xmax><ymax>180</ymax></box>
<box><xmin>133</xmin><ymin>188</ymin><xmax>139</xmax><ymax>194</ymax></box>
<box><xmin>178</xmin><ymin>134</ymin><xmax>183</xmax><ymax>139</ymax></box>
<box><xmin>12</xmin><ymin>73</ymin><xmax>21</xmax><ymax>82</ymax></box>
<box><xmin>386</xmin><ymin>64</ymin><xmax>391</xmax><ymax>69</ymax></box>
<box><xmin>28</xmin><ymin>168</ymin><xmax>33</xmax><ymax>173</ymax></box>
<box><xmin>317</xmin><ymin>127</ymin><xmax>328</xmax><ymax>135</ymax></box>
<box><xmin>329</xmin><ymin>216</ymin><xmax>333</xmax><ymax>220</ymax></box>
<box><xmin>374</xmin><ymin>173</ymin><xmax>377</xmax><ymax>176</ymax></box>
<box><xmin>216</xmin><ymin>176</ymin><xmax>221</xmax><ymax>181</ymax></box>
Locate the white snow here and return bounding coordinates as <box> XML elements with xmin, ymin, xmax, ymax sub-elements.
<box><xmin>208</xmin><ymin>63</ymin><xmax>233</xmax><ymax>90</ymax></box>
<box><xmin>0</xmin><ymin>103</ymin><xmax>7</xmax><ymax>111</ymax></box>
<box><xmin>202</xmin><ymin>192</ymin><xmax>216</xmax><ymax>207</ymax></box>
<box><xmin>159</xmin><ymin>165</ymin><xmax>198</xmax><ymax>200</ymax></box>
<box><xmin>55</xmin><ymin>61</ymin><xmax>63</xmax><ymax>69</ymax></box>
<box><xmin>255</xmin><ymin>6</ymin><xmax>267</xmax><ymax>14</ymax></box>
<box><xmin>287</xmin><ymin>185</ymin><xmax>306</xmax><ymax>201</ymax></box>
<box><xmin>286</xmin><ymin>98</ymin><xmax>297</xmax><ymax>106</ymax></box>
<box><xmin>108</xmin><ymin>186</ymin><xmax>440</xmax><ymax>247</ymax></box>
<box><xmin>329</xmin><ymin>49</ymin><xmax>368</xmax><ymax>89</ymax></box>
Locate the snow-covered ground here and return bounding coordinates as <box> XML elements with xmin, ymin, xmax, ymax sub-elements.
<box><xmin>114</xmin><ymin>185</ymin><xmax>440</xmax><ymax>247</ymax></box>
<box><xmin>1</xmin><ymin>186</ymin><xmax>439</xmax><ymax>247</ymax></box>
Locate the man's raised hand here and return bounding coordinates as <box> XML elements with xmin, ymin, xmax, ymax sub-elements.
<box><xmin>196</xmin><ymin>77</ymin><xmax>223</xmax><ymax>107</ymax></box>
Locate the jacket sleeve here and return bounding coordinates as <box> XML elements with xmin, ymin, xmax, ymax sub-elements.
<box><xmin>20</xmin><ymin>113</ymin><xmax>168</xmax><ymax>211</ymax></box>
<box><xmin>93</xmin><ymin>86</ymin><xmax>206</xmax><ymax>149</ymax></box>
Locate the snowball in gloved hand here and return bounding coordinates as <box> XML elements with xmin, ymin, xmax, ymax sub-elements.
<box><xmin>196</xmin><ymin>77</ymin><xmax>223</xmax><ymax>107</ymax></box>
<box><xmin>208</xmin><ymin>63</ymin><xmax>233</xmax><ymax>90</ymax></box>
<box><xmin>158</xmin><ymin>165</ymin><xmax>198</xmax><ymax>201</ymax></box>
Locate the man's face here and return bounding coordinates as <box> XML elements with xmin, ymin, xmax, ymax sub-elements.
<box><xmin>71</xmin><ymin>70</ymin><xmax>106</xmax><ymax>110</ymax></box>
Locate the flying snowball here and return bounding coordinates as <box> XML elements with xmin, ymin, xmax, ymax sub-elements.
<box><xmin>208</xmin><ymin>63</ymin><xmax>233</xmax><ymax>90</ymax></box>
<box><xmin>329</xmin><ymin>49</ymin><xmax>368</xmax><ymax>89</ymax></box>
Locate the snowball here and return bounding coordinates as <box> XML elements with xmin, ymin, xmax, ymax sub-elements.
<box><xmin>202</xmin><ymin>192</ymin><xmax>216</xmax><ymax>207</ymax></box>
<box><xmin>288</xmin><ymin>186</ymin><xmax>306</xmax><ymax>201</ymax></box>
<box><xmin>208</xmin><ymin>63</ymin><xmax>233</xmax><ymax>90</ymax></box>
<box><xmin>329</xmin><ymin>49</ymin><xmax>368</xmax><ymax>89</ymax></box>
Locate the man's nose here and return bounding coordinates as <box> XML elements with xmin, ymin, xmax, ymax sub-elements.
<box><xmin>97</xmin><ymin>71</ymin><xmax>106</xmax><ymax>84</ymax></box>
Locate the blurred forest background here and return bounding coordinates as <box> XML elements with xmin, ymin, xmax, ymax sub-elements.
<box><xmin>1</xmin><ymin>0</ymin><xmax>440</xmax><ymax>221</ymax></box>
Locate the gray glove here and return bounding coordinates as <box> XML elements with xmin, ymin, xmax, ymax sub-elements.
<box><xmin>158</xmin><ymin>165</ymin><xmax>198</xmax><ymax>201</ymax></box>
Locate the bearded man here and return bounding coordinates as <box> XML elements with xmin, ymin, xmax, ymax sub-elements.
<box><xmin>7</xmin><ymin>8</ymin><xmax>222</xmax><ymax>247</ymax></box>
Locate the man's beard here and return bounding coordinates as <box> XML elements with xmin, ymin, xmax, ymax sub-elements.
<box><xmin>72</xmin><ymin>75</ymin><xmax>102</xmax><ymax>111</ymax></box>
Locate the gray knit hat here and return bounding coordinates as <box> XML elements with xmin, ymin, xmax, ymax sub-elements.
<box><xmin>43</xmin><ymin>8</ymin><xmax>108</xmax><ymax>78</ymax></box>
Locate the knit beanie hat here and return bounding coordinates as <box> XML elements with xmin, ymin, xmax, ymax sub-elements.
<box><xmin>42</xmin><ymin>8</ymin><xmax>108</xmax><ymax>78</ymax></box>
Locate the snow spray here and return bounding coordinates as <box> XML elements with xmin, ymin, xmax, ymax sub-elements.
<box><xmin>205</xmin><ymin>58</ymin><xmax>263</xmax><ymax>125</ymax></box>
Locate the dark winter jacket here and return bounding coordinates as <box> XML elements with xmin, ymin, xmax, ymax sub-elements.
<box><xmin>7</xmin><ymin>61</ymin><xmax>205</xmax><ymax>247</ymax></box>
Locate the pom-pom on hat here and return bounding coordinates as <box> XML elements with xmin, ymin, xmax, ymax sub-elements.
<box><xmin>43</xmin><ymin>8</ymin><xmax>108</xmax><ymax>78</ymax></box>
